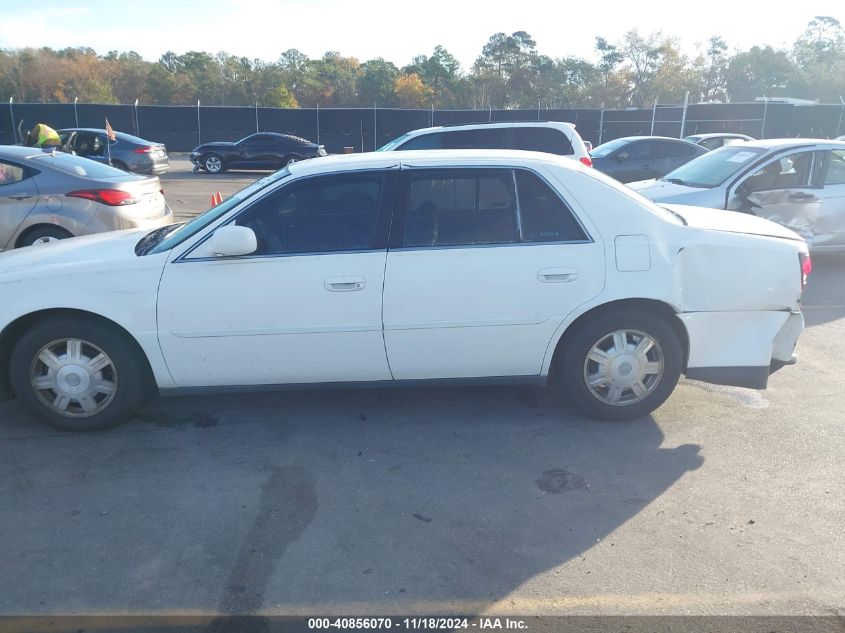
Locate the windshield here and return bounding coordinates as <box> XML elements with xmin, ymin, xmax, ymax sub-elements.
<box><xmin>141</xmin><ymin>167</ymin><xmax>291</xmax><ymax>255</ymax></box>
<box><xmin>377</xmin><ymin>132</ymin><xmax>414</xmax><ymax>151</ymax></box>
<box><xmin>589</xmin><ymin>138</ymin><xmax>629</xmax><ymax>158</ymax></box>
<box><xmin>660</xmin><ymin>145</ymin><xmax>767</xmax><ymax>188</ymax></box>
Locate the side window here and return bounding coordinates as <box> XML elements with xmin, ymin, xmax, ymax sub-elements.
<box><xmin>700</xmin><ymin>138</ymin><xmax>722</xmax><ymax>151</ymax></box>
<box><xmin>516</xmin><ymin>171</ymin><xmax>587</xmax><ymax>242</ymax></box>
<box><xmin>653</xmin><ymin>141</ymin><xmax>694</xmax><ymax>158</ymax></box>
<box><xmin>743</xmin><ymin>151</ymin><xmax>815</xmax><ymax>192</ymax></box>
<box><xmin>625</xmin><ymin>142</ymin><xmax>651</xmax><ymax>159</ymax></box>
<box><xmin>446</xmin><ymin>128</ymin><xmax>506</xmax><ymax>149</ymax></box>
<box><xmin>73</xmin><ymin>133</ymin><xmax>96</xmax><ymax>156</ymax></box>
<box><xmin>0</xmin><ymin>160</ymin><xmax>26</xmax><ymax>186</ymax></box>
<box><xmin>399</xmin><ymin>133</ymin><xmax>444</xmax><ymax>150</ymax></box>
<box><xmin>235</xmin><ymin>173</ymin><xmax>383</xmax><ymax>255</ymax></box>
<box><xmin>402</xmin><ymin>170</ymin><xmax>518</xmax><ymax>247</ymax></box>
<box><xmin>514</xmin><ymin>127</ymin><xmax>574</xmax><ymax>155</ymax></box>
<box><xmin>823</xmin><ymin>150</ymin><xmax>845</xmax><ymax>185</ymax></box>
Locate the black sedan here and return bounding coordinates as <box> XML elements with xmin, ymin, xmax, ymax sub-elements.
<box><xmin>190</xmin><ymin>132</ymin><xmax>326</xmax><ymax>174</ymax></box>
<box><xmin>590</xmin><ymin>136</ymin><xmax>708</xmax><ymax>183</ymax></box>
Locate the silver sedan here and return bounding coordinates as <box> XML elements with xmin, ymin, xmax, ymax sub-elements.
<box><xmin>629</xmin><ymin>139</ymin><xmax>845</xmax><ymax>252</ymax></box>
<box><xmin>0</xmin><ymin>146</ymin><xmax>173</xmax><ymax>250</ymax></box>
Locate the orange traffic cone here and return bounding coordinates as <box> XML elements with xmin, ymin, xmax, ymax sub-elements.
<box><xmin>210</xmin><ymin>194</ymin><xmax>217</xmax><ymax>207</ymax></box>
<box><xmin>215</xmin><ymin>191</ymin><xmax>222</xmax><ymax>205</ymax></box>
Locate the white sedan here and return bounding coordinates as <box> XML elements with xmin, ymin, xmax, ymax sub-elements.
<box><xmin>0</xmin><ymin>150</ymin><xmax>809</xmax><ymax>430</ymax></box>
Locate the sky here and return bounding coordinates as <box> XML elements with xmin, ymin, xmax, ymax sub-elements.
<box><xmin>0</xmin><ymin>0</ymin><xmax>843</xmax><ymax>69</ymax></box>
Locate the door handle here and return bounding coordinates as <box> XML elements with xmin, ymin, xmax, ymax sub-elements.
<box><xmin>8</xmin><ymin>194</ymin><xmax>33</xmax><ymax>200</ymax></box>
<box><xmin>325</xmin><ymin>276</ymin><xmax>366</xmax><ymax>292</ymax></box>
<box><xmin>641</xmin><ymin>164</ymin><xmax>650</xmax><ymax>169</ymax></box>
<box><xmin>538</xmin><ymin>268</ymin><xmax>578</xmax><ymax>283</ymax></box>
<box><xmin>788</xmin><ymin>192</ymin><xmax>814</xmax><ymax>201</ymax></box>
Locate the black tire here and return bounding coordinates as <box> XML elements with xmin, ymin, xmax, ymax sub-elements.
<box><xmin>203</xmin><ymin>153</ymin><xmax>226</xmax><ymax>174</ymax></box>
<box><xmin>556</xmin><ymin>308</ymin><xmax>683</xmax><ymax>421</ymax></box>
<box><xmin>17</xmin><ymin>225</ymin><xmax>73</xmax><ymax>248</ymax></box>
<box><xmin>110</xmin><ymin>160</ymin><xmax>129</xmax><ymax>171</ymax></box>
<box><xmin>9</xmin><ymin>316</ymin><xmax>147</xmax><ymax>431</ymax></box>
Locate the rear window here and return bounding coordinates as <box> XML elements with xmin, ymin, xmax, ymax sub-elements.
<box><xmin>31</xmin><ymin>152</ymin><xmax>132</xmax><ymax>179</ymax></box>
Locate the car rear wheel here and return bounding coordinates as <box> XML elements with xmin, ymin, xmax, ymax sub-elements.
<box><xmin>110</xmin><ymin>160</ymin><xmax>128</xmax><ymax>171</ymax></box>
<box><xmin>17</xmin><ymin>225</ymin><xmax>73</xmax><ymax>248</ymax></box>
<box><xmin>557</xmin><ymin>309</ymin><xmax>682</xmax><ymax>421</ymax></box>
<box><xmin>203</xmin><ymin>153</ymin><xmax>225</xmax><ymax>174</ymax></box>
<box><xmin>10</xmin><ymin>317</ymin><xmax>147</xmax><ymax>431</ymax></box>
<box><xmin>284</xmin><ymin>155</ymin><xmax>299</xmax><ymax>167</ymax></box>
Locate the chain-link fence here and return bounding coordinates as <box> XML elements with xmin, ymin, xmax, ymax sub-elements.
<box><xmin>4</xmin><ymin>99</ymin><xmax>845</xmax><ymax>153</ymax></box>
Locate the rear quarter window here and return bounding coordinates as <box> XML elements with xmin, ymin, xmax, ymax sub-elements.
<box><xmin>514</xmin><ymin>127</ymin><xmax>574</xmax><ymax>155</ymax></box>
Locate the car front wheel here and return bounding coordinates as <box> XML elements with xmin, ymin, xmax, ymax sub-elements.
<box><xmin>557</xmin><ymin>309</ymin><xmax>682</xmax><ymax>421</ymax></box>
<box><xmin>203</xmin><ymin>153</ymin><xmax>225</xmax><ymax>174</ymax></box>
<box><xmin>10</xmin><ymin>316</ymin><xmax>147</xmax><ymax>431</ymax></box>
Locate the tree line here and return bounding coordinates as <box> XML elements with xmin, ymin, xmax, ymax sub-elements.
<box><xmin>1</xmin><ymin>17</ymin><xmax>843</xmax><ymax>109</ymax></box>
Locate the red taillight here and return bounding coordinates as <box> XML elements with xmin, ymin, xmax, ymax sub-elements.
<box><xmin>66</xmin><ymin>189</ymin><xmax>138</xmax><ymax>206</ymax></box>
<box><xmin>133</xmin><ymin>146</ymin><xmax>154</xmax><ymax>154</ymax></box>
<box><xmin>800</xmin><ymin>253</ymin><xmax>812</xmax><ymax>290</ymax></box>
<box><xmin>580</xmin><ymin>156</ymin><xmax>593</xmax><ymax>167</ymax></box>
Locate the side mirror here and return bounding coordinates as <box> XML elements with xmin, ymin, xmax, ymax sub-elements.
<box><xmin>208</xmin><ymin>225</ymin><xmax>257</xmax><ymax>257</ymax></box>
<box><xmin>616</xmin><ymin>152</ymin><xmax>629</xmax><ymax>162</ymax></box>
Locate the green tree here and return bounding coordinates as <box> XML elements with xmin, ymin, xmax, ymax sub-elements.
<box><xmin>725</xmin><ymin>46</ymin><xmax>795</xmax><ymax>101</ymax></box>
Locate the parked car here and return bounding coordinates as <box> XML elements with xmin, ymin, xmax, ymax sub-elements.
<box><xmin>590</xmin><ymin>136</ymin><xmax>708</xmax><ymax>183</ymax></box>
<box><xmin>683</xmin><ymin>133</ymin><xmax>755</xmax><ymax>150</ymax></box>
<box><xmin>0</xmin><ymin>145</ymin><xmax>173</xmax><ymax>250</ymax></box>
<box><xmin>190</xmin><ymin>132</ymin><xmax>326</xmax><ymax>174</ymax></box>
<box><xmin>629</xmin><ymin>139</ymin><xmax>845</xmax><ymax>252</ymax></box>
<box><xmin>0</xmin><ymin>150</ymin><xmax>807</xmax><ymax>431</ymax></box>
<box><xmin>58</xmin><ymin>128</ymin><xmax>169</xmax><ymax>175</ymax></box>
<box><xmin>378</xmin><ymin>121</ymin><xmax>593</xmax><ymax>166</ymax></box>
<box><xmin>837</xmin><ymin>135</ymin><xmax>845</xmax><ymax>141</ymax></box>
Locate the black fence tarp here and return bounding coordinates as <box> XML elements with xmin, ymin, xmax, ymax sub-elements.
<box><xmin>2</xmin><ymin>102</ymin><xmax>844</xmax><ymax>152</ymax></box>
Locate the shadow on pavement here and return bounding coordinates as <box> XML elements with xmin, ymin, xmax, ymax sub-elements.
<box><xmin>0</xmin><ymin>385</ymin><xmax>702</xmax><ymax>622</ymax></box>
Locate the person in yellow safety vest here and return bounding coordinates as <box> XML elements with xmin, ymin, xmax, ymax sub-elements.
<box><xmin>25</xmin><ymin>123</ymin><xmax>62</xmax><ymax>148</ymax></box>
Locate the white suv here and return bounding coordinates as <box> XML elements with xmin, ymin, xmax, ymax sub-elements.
<box><xmin>378</xmin><ymin>121</ymin><xmax>593</xmax><ymax>166</ymax></box>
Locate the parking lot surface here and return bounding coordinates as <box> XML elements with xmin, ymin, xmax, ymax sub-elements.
<box><xmin>1</xmin><ymin>163</ymin><xmax>843</xmax><ymax>618</ymax></box>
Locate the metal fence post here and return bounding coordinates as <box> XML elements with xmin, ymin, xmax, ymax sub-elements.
<box><xmin>134</xmin><ymin>98</ymin><xmax>139</xmax><ymax>136</ymax></box>
<box><xmin>650</xmin><ymin>97</ymin><xmax>657</xmax><ymax>135</ymax></box>
<box><xmin>316</xmin><ymin>103</ymin><xmax>320</xmax><ymax>145</ymax></box>
<box><xmin>761</xmin><ymin>97</ymin><xmax>768</xmax><ymax>139</ymax></box>
<box><xmin>373</xmin><ymin>103</ymin><xmax>377</xmax><ymax>151</ymax></box>
<box><xmin>74</xmin><ymin>97</ymin><xmax>79</xmax><ymax>127</ymax></box>
<box><xmin>679</xmin><ymin>91</ymin><xmax>689</xmax><ymax>138</ymax></box>
<box><xmin>9</xmin><ymin>97</ymin><xmax>17</xmax><ymax>144</ymax></box>
<box><xmin>489</xmin><ymin>105</ymin><xmax>492</xmax><ymax>122</ymax></box>
<box><xmin>430</xmin><ymin>103</ymin><xmax>434</xmax><ymax>127</ymax></box>
<box><xmin>196</xmin><ymin>100</ymin><xmax>201</xmax><ymax>146</ymax></box>
<box><xmin>598</xmin><ymin>104</ymin><xmax>605</xmax><ymax>145</ymax></box>
<box><xmin>836</xmin><ymin>96</ymin><xmax>845</xmax><ymax>138</ymax></box>
<box><xmin>255</xmin><ymin>102</ymin><xmax>259</xmax><ymax>133</ymax></box>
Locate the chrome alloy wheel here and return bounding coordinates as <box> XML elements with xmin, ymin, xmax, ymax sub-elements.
<box><xmin>31</xmin><ymin>236</ymin><xmax>60</xmax><ymax>246</ymax></box>
<box><xmin>583</xmin><ymin>329</ymin><xmax>664</xmax><ymax>406</ymax></box>
<box><xmin>29</xmin><ymin>339</ymin><xmax>118</xmax><ymax>418</ymax></box>
<box><xmin>204</xmin><ymin>155</ymin><xmax>222</xmax><ymax>173</ymax></box>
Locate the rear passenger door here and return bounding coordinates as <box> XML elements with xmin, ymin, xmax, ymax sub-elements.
<box><xmin>815</xmin><ymin>149</ymin><xmax>845</xmax><ymax>249</ymax></box>
<box><xmin>0</xmin><ymin>159</ymin><xmax>40</xmax><ymax>249</ymax></box>
<box><xmin>382</xmin><ymin>166</ymin><xmax>604</xmax><ymax>379</ymax></box>
<box><xmin>446</xmin><ymin>127</ymin><xmax>509</xmax><ymax>149</ymax></box>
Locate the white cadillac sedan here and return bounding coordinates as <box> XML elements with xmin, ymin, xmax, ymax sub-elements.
<box><xmin>0</xmin><ymin>151</ymin><xmax>808</xmax><ymax>431</ymax></box>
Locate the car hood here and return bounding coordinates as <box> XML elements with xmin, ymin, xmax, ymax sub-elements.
<box><xmin>192</xmin><ymin>142</ymin><xmax>236</xmax><ymax>152</ymax></box>
<box><xmin>0</xmin><ymin>229</ymin><xmax>153</xmax><ymax>282</ymax></box>
<box><xmin>664</xmin><ymin>204</ymin><xmax>805</xmax><ymax>243</ymax></box>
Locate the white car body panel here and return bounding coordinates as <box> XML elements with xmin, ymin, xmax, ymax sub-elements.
<box><xmin>0</xmin><ymin>150</ymin><xmax>808</xmax><ymax>405</ymax></box>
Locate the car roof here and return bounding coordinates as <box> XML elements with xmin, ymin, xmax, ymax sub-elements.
<box><xmin>738</xmin><ymin>138</ymin><xmax>845</xmax><ymax>150</ymax></box>
<box><xmin>608</xmin><ymin>136</ymin><xmax>697</xmax><ymax>143</ymax></box>
<box><xmin>286</xmin><ymin>149</ymin><xmax>581</xmax><ymax>177</ymax></box>
<box><xmin>687</xmin><ymin>133</ymin><xmax>753</xmax><ymax>139</ymax></box>
<box><xmin>58</xmin><ymin>128</ymin><xmax>154</xmax><ymax>144</ymax></box>
<box><xmin>0</xmin><ymin>145</ymin><xmax>52</xmax><ymax>160</ymax></box>
<box><xmin>403</xmin><ymin>121</ymin><xmax>578</xmax><ymax>135</ymax></box>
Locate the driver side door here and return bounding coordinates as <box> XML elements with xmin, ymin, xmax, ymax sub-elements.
<box><xmin>156</xmin><ymin>170</ymin><xmax>396</xmax><ymax>387</ymax></box>
<box><xmin>727</xmin><ymin>149</ymin><xmax>823</xmax><ymax>240</ymax></box>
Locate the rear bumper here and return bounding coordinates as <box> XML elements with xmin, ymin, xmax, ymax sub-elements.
<box><xmin>680</xmin><ymin>310</ymin><xmax>803</xmax><ymax>390</ymax></box>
